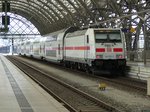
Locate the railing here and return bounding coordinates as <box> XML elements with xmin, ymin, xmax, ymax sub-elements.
<box><xmin>126</xmin><ymin>50</ymin><xmax>150</xmax><ymax>62</ymax></box>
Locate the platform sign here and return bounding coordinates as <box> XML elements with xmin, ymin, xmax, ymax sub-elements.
<box><xmin>107</xmin><ymin>47</ymin><xmax>112</xmax><ymax>52</ymax></box>
<box><xmin>130</xmin><ymin>27</ymin><xmax>136</xmax><ymax>33</ymax></box>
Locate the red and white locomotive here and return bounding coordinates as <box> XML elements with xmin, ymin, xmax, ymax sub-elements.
<box><xmin>18</xmin><ymin>27</ymin><xmax>126</xmax><ymax>74</ymax></box>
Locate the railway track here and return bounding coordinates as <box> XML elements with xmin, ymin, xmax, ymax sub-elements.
<box><xmin>7</xmin><ymin>56</ymin><xmax>121</xmax><ymax>112</ymax></box>
<box><xmin>93</xmin><ymin>75</ymin><xmax>147</xmax><ymax>94</ymax></box>
<box><xmin>9</xmin><ymin>56</ymin><xmax>147</xmax><ymax>94</ymax></box>
<box><xmin>61</xmin><ymin>62</ymin><xmax>147</xmax><ymax>94</ymax></box>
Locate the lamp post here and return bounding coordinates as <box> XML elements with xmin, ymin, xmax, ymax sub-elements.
<box><xmin>143</xmin><ymin>20</ymin><xmax>147</xmax><ymax>65</ymax></box>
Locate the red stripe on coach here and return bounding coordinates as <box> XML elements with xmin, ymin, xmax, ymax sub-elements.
<box><xmin>65</xmin><ymin>46</ymin><xmax>90</xmax><ymax>50</ymax></box>
<box><xmin>65</xmin><ymin>47</ymin><xmax>74</xmax><ymax>50</ymax></box>
<box><xmin>74</xmin><ymin>46</ymin><xmax>90</xmax><ymax>50</ymax></box>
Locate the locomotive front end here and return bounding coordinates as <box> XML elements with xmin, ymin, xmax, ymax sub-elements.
<box><xmin>92</xmin><ymin>29</ymin><xmax>126</xmax><ymax>73</ymax></box>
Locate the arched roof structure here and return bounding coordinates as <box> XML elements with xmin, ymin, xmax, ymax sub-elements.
<box><xmin>0</xmin><ymin>0</ymin><xmax>149</xmax><ymax>52</ymax></box>
<box><xmin>0</xmin><ymin>0</ymin><xmax>149</xmax><ymax>62</ymax></box>
<box><xmin>0</xmin><ymin>0</ymin><xmax>148</xmax><ymax>36</ymax></box>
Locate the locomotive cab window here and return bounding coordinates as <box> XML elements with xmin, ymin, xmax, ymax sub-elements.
<box><xmin>95</xmin><ymin>31</ymin><xmax>121</xmax><ymax>43</ymax></box>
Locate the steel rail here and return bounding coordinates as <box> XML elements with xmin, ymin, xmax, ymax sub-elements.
<box><xmin>12</xmin><ymin>56</ymin><xmax>147</xmax><ymax>94</ymax></box>
<box><xmin>7</xmin><ymin>56</ymin><xmax>122</xmax><ymax>112</ymax></box>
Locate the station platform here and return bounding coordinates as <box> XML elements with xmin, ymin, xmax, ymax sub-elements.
<box><xmin>127</xmin><ymin>61</ymin><xmax>150</xmax><ymax>80</ymax></box>
<box><xmin>0</xmin><ymin>55</ymin><xmax>69</xmax><ymax>112</ymax></box>
<box><xmin>127</xmin><ymin>61</ymin><xmax>150</xmax><ymax>67</ymax></box>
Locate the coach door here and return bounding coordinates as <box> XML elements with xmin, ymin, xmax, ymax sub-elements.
<box><xmin>57</xmin><ymin>39</ymin><xmax>63</xmax><ymax>60</ymax></box>
<box><xmin>58</xmin><ymin>44</ymin><xmax>61</xmax><ymax>58</ymax></box>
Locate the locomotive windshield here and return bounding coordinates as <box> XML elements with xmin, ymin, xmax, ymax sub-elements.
<box><xmin>95</xmin><ymin>31</ymin><xmax>121</xmax><ymax>43</ymax></box>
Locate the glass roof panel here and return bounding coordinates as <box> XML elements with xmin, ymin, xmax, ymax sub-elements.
<box><xmin>0</xmin><ymin>12</ymin><xmax>40</xmax><ymax>35</ymax></box>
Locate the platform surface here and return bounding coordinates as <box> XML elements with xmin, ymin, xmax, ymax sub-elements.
<box><xmin>0</xmin><ymin>55</ymin><xmax>69</xmax><ymax>112</ymax></box>
<box><xmin>127</xmin><ymin>61</ymin><xmax>150</xmax><ymax>67</ymax></box>
<box><xmin>127</xmin><ymin>61</ymin><xmax>150</xmax><ymax>80</ymax></box>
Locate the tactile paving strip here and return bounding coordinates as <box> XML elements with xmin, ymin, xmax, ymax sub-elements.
<box><xmin>0</xmin><ymin>58</ymin><xmax>34</xmax><ymax>112</ymax></box>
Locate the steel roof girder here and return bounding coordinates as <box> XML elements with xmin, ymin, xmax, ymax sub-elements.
<box><xmin>65</xmin><ymin>0</ymin><xmax>88</xmax><ymax>23</ymax></box>
<box><xmin>11</xmin><ymin>6</ymin><xmax>46</xmax><ymax>27</ymax></box>
<box><xmin>76</xmin><ymin>0</ymin><xmax>94</xmax><ymax>20</ymax></box>
<box><xmin>53</xmin><ymin>0</ymin><xmax>74</xmax><ymax>19</ymax></box>
<box><xmin>31</xmin><ymin>0</ymin><xmax>59</xmax><ymax>22</ymax></box>
<box><xmin>11</xmin><ymin>6</ymin><xmax>49</xmax><ymax>34</ymax></box>
<box><xmin>46</xmin><ymin>0</ymin><xmax>73</xmax><ymax>24</ymax></box>
<box><xmin>46</xmin><ymin>1</ymin><xmax>66</xmax><ymax>18</ymax></box>
<box><xmin>11</xmin><ymin>1</ymin><xmax>53</xmax><ymax>23</ymax></box>
<box><xmin>37</xmin><ymin>0</ymin><xmax>65</xmax><ymax>23</ymax></box>
<box><xmin>90</xmin><ymin>0</ymin><xmax>109</xmax><ymax>22</ymax></box>
<box><xmin>11</xmin><ymin>4</ymin><xmax>49</xmax><ymax>26</ymax></box>
<box><xmin>11</xmin><ymin>9</ymin><xmax>47</xmax><ymax>35</ymax></box>
<box><xmin>107</xmin><ymin>1</ymin><xmax>123</xmax><ymax>16</ymax></box>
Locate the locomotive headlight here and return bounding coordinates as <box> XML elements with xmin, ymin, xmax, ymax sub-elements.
<box><xmin>116</xmin><ymin>54</ymin><xmax>123</xmax><ymax>59</ymax></box>
<box><xmin>96</xmin><ymin>55</ymin><xmax>103</xmax><ymax>59</ymax></box>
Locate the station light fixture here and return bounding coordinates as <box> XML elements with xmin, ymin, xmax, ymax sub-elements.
<box><xmin>1</xmin><ymin>0</ymin><xmax>11</xmax><ymax>32</ymax></box>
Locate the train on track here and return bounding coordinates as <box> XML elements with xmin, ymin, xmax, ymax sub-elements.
<box><xmin>17</xmin><ymin>27</ymin><xmax>126</xmax><ymax>75</ymax></box>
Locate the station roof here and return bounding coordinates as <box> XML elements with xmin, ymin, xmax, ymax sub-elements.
<box><xmin>0</xmin><ymin>0</ymin><xmax>149</xmax><ymax>35</ymax></box>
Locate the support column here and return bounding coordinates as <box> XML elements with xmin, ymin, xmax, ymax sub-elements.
<box><xmin>12</xmin><ymin>38</ymin><xmax>14</xmax><ymax>55</ymax></box>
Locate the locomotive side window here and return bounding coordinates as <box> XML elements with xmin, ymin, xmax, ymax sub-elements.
<box><xmin>87</xmin><ymin>35</ymin><xmax>89</xmax><ymax>43</ymax></box>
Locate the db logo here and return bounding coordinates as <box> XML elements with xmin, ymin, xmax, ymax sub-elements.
<box><xmin>107</xmin><ymin>48</ymin><xmax>112</xmax><ymax>52</ymax></box>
